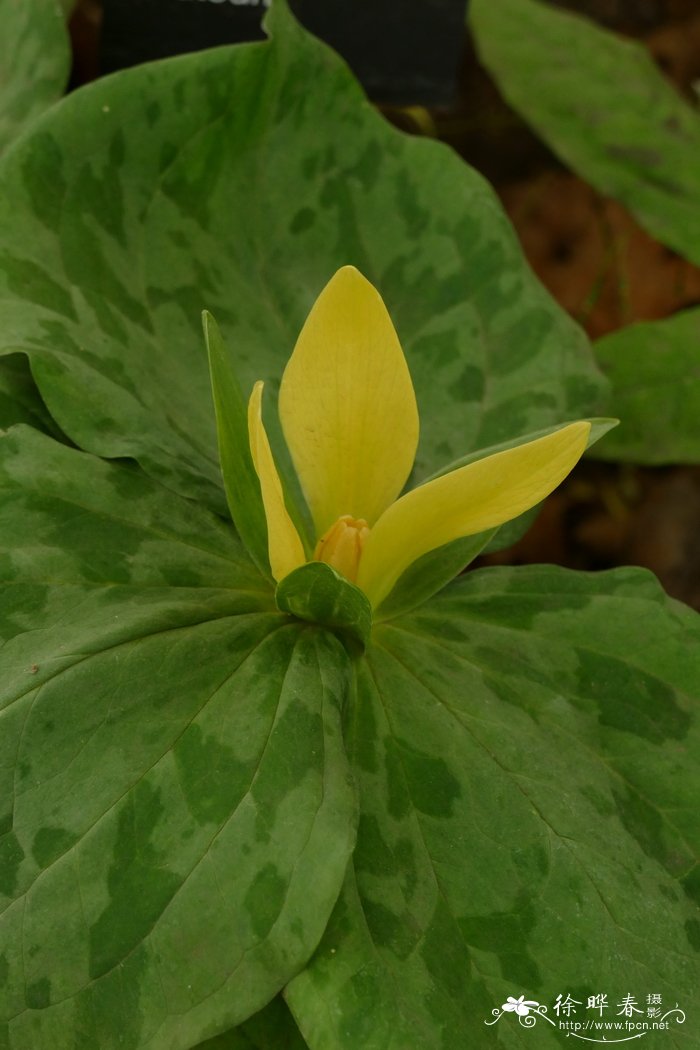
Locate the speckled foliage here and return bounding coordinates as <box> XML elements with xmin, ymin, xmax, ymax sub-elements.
<box><xmin>595</xmin><ymin>310</ymin><xmax>700</xmax><ymax>464</ymax></box>
<box><xmin>0</xmin><ymin>1</ymin><xmax>604</xmax><ymax>520</ymax></box>
<box><xmin>470</xmin><ymin>0</ymin><xmax>700</xmax><ymax>467</ymax></box>
<box><xmin>0</xmin><ymin>3</ymin><xmax>699</xmax><ymax>1050</ymax></box>
<box><xmin>0</xmin><ymin>0</ymin><xmax>70</xmax><ymax>432</ymax></box>
<box><xmin>288</xmin><ymin>570</ymin><xmax>700</xmax><ymax>1048</ymax></box>
<box><xmin>471</xmin><ymin>0</ymin><xmax>700</xmax><ymax>268</ymax></box>
<box><xmin>0</xmin><ymin>428</ymin><xmax>357</xmax><ymax>1049</ymax></box>
<box><xmin>1</xmin><ymin>428</ymin><xmax>699</xmax><ymax>1049</ymax></box>
<box><xmin>0</xmin><ymin>0</ymin><xmax>69</xmax><ymax>156</ymax></box>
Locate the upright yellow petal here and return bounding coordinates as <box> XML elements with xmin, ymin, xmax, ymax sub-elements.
<box><xmin>247</xmin><ymin>381</ymin><xmax>306</xmax><ymax>582</ymax></box>
<box><xmin>278</xmin><ymin>266</ymin><xmax>419</xmax><ymax>535</ymax></box>
<box><xmin>357</xmin><ymin>421</ymin><xmax>591</xmax><ymax>609</ymax></box>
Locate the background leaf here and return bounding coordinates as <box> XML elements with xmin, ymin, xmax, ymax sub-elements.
<box><xmin>593</xmin><ymin>308</ymin><xmax>700</xmax><ymax>464</ymax></box>
<box><xmin>0</xmin><ymin>0</ymin><xmax>71</xmax><ymax>435</ymax></box>
<box><xmin>287</xmin><ymin>565</ymin><xmax>700</xmax><ymax>1048</ymax></box>
<box><xmin>0</xmin><ymin>1</ymin><xmax>605</xmax><ymax>538</ymax></box>
<box><xmin>0</xmin><ymin>427</ymin><xmax>356</xmax><ymax>1050</ymax></box>
<box><xmin>470</xmin><ymin>0</ymin><xmax>700</xmax><ymax>267</ymax></box>
<box><xmin>0</xmin><ymin>0</ymin><xmax>70</xmax><ymax>155</ymax></box>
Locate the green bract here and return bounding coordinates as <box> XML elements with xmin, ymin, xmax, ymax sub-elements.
<box><xmin>0</xmin><ymin>3</ymin><xmax>698</xmax><ymax>1049</ymax></box>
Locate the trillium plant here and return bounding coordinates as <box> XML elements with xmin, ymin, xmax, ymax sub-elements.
<box><xmin>1</xmin><ymin>3</ymin><xmax>700</xmax><ymax>1049</ymax></box>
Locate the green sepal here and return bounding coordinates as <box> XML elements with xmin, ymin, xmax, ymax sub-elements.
<box><xmin>275</xmin><ymin>562</ymin><xmax>372</xmax><ymax>651</ymax></box>
<box><xmin>203</xmin><ymin>310</ymin><xmax>270</xmax><ymax>578</ymax></box>
<box><xmin>374</xmin><ymin>529</ymin><xmax>497</xmax><ymax>622</ymax></box>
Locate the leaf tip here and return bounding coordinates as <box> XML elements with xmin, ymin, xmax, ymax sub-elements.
<box><xmin>262</xmin><ymin>0</ymin><xmax>294</xmax><ymax>39</ymax></box>
<box><xmin>585</xmin><ymin>416</ymin><xmax>620</xmax><ymax>452</ymax></box>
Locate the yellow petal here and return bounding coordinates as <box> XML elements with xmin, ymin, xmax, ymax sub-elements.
<box><xmin>357</xmin><ymin>421</ymin><xmax>591</xmax><ymax>609</ymax></box>
<box><xmin>278</xmin><ymin>266</ymin><xmax>419</xmax><ymax>535</ymax></box>
<box><xmin>247</xmin><ymin>381</ymin><xmax>306</xmax><ymax>582</ymax></box>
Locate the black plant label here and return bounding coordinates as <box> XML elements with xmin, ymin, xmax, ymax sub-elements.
<box><xmin>100</xmin><ymin>0</ymin><xmax>271</xmax><ymax>74</ymax></box>
<box><xmin>100</xmin><ymin>0</ymin><xmax>468</xmax><ymax>106</ymax></box>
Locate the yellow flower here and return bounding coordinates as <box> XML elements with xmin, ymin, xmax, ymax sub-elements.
<box><xmin>247</xmin><ymin>266</ymin><xmax>590</xmax><ymax>610</ymax></box>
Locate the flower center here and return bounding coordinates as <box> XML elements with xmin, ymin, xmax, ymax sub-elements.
<box><xmin>313</xmin><ymin>515</ymin><xmax>370</xmax><ymax>584</ymax></box>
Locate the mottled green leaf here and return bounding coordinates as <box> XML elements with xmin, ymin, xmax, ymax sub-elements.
<box><xmin>0</xmin><ymin>0</ymin><xmax>604</xmax><ymax>531</ymax></box>
<box><xmin>275</xmin><ymin>562</ymin><xmax>372</xmax><ymax>651</ymax></box>
<box><xmin>594</xmin><ymin>308</ymin><xmax>700</xmax><ymax>463</ymax></box>
<box><xmin>288</xmin><ymin>565</ymin><xmax>700</xmax><ymax>1048</ymax></box>
<box><xmin>0</xmin><ymin>426</ymin><xmax>356</xmax><ymax>1050</ymax></box>
<box><xmin>0</xmin><ymin>0</ymin><xmax>70</xmax><ymax>155</ymax></box>
<box><xmin>470</xmin><ymin>0</ymin><xmax>700</xmax><ymax>266</ymax></box>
